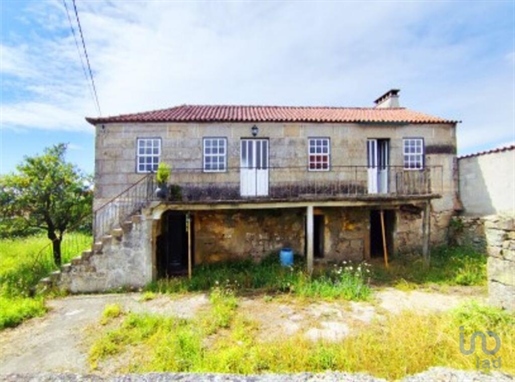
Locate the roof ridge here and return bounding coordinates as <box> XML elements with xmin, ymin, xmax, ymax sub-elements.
<box><xmin>85</xmin><ymin>104</ymin><xmax>459</xmax><ymax>125</ymax></box>
<box><xmin>180</xmin><ymin>104</ymin><xmax>408</xmax><ymax>110</ymax></box>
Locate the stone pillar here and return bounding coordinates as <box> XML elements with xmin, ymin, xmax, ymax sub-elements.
<box><xmin>306</xmin><ymin>205</ymin><xmax>314</xmax><ymax>274</ymax></box>
<box><xmin>485</xmin><ymin>215</ymin><xmax>515</xmax><ymax>312</ymax></box>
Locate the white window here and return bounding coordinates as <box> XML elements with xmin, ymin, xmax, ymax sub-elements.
<box><xmin>136</xmin><ymin>138</ymin><xmax>161</xmax><ymax>173</ymax></box>
<box><xmin>308</xmin><ymin>138</ymin><xmax>330</xmax><ymax>171</ymax></box>
<box><xmin>403</xmin><ymin>138</ymin><xmax>424</xmax><ymax>169</ymax></box>
<box><xmin>203</xmin><ymin>138</ymin><xmax>227</xmax><ymax>172</ymax></box>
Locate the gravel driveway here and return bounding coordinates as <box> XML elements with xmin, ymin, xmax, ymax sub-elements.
<box><xmin>1</xmin><ymin>287</ymin><xmax>510</xmax><ymax>381</ymax></box>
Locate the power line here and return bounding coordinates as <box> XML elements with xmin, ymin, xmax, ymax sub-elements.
<box><xmin>62</xmin><ymin>0</ymin><xmax>96</xmax><ymax>112</ymax></box>
<box><xmin>71</xmin><ymin>0</ymin><xmax>102</xmax><ymax>116</ymax></box>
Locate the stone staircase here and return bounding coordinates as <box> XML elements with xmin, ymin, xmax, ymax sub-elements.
<box><xmin>38</xmin><ymin>173</ymin><xmax>156</xmax><ymax>293</ymax></box>
<box><xmin>39</xmin><ymin>214</ymin><xmax>152</xmax><ymax>293</ymax></box>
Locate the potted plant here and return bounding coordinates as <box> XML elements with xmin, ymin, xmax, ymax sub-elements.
<box><xmin>155</xmin><ymin>162</ymin><xmax>171</xmax><ymax>199</ymax></box>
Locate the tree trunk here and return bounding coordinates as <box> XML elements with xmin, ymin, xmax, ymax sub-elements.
<box><xmin>52</xmin><ymin>238</ymin><xmax>62</xmax><ymax>267</ymax></box>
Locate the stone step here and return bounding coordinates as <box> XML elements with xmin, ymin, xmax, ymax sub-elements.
<box><xmin>50</xmin><ymin>270</ymin><xmax>61</xmax><ymax>281</ymax></box>
<box><xmin>111</xmin><ymin>228</ymin><xmax>124</xmax><ymax>239</ymax></box>
<box><xmin>93</xmin><ymin>241</ymin><xmax>103</xmax><ymax>253</ymax></box>
<box><xmin>71</xmin><ymin>256</ymin><xmax>82</xmax><ymax>266</ymax></box>
<box><xmin>101</xmin><ymin>235</ymin><xmax>113</xmax><ymax>245</ymax></box>
<box><xmin>122</xmin><ymin>220</ymin><xmax>133</xmax><ymax>233</ymax></box>
<box><xmin>81</xmin><ymin>249</ymin><xmax>93</xmax><ymax>261</ymax></box>
<box><xmin>61</xmin><ymin>263</ymin><xmax>72</xmax><ymax>273</ymax></box>
<box><xmin>40</xmin><ymin>277</ymin><xmax>52</xmax><ymax>286</ymax></box>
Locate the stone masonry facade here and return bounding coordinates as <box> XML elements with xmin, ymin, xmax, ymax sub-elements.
<box><xmin>485</xmin><ymin>215</ymin><xmax>515</xmax><ymax>311</ymax></box>
<box><xmin>57</xmin><ymin>213</ymin><xmax>153</xmax><ymax>293</ymax></box>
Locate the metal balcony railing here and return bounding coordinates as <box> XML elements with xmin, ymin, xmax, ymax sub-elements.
<box><xmin>93</xmin><ymin>173</ymin><xmax>154</xmax><ymax>239</ymax></box>
<box><xmin>156</xmin><ymin>165</ymin><xmax>443</xmax><ymax>203</ymax></box>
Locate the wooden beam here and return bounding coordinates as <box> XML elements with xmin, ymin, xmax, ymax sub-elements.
<box><xmin>422</xmin><ymin>202</ymin><xmax>431</xmax><ymax>265</ymax></box>
<box><xmin>380</xmin><ymin>209</ymin><xmax>389</xmax><ymax>268</ymax></box>
<box><xmin>306</xmin><ymin>205</ymin><xmax>314</xmax><ymax>274</ymax></box>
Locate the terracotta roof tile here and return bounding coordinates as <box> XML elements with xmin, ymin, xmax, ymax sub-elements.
<box><xmin>458</xmin><ymin>145</ymin><xmax>515</xmax><ymax>159</ymax></box>
<box><xmin>86</xmin><ymin>105</ymin><xmax>458</xmax><ymax>125</ymax></box>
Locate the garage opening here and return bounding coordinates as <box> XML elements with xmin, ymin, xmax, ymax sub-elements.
<box><xmin>370</xmin><ymin>209</ymin><xmax>395</xmax><ymax>258</ymax></box>
<box><xmin>156</xmin><ymin>211</ymin><xmax>194</xmax><ymax>277</ymax></box>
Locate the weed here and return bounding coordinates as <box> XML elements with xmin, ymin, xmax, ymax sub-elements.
<box><xmin>100</xmin><ymin>303</ymin><xmax>124</xmax><ymax>325</ymax></box>
<box><xmin>0</xmin><ymin>296</ymin><xmax>46</xmax><ymax>329</ymax></box>
<box><xmin>147</xmin><ymin>254</ymin><xmax>371</xmax><ymax>301</ymax></box>
<box><xmin>140</xmin><ymin>291</ymin><xmax>156</xmax><ymax>301</ymax></box>
<box><xmin>89</xmin><ymin>300</ymin><xmax>515</xmax><ymax>379</ymax></box>
<box><xmin>370</xmin><ymin>245</ymin><xmax>486</xmax><ymax>288</ymax></box>
<box><xmin>200</xmin><ymin>286</ymin><xmax>239</xmax><ymax>334</ymax></box>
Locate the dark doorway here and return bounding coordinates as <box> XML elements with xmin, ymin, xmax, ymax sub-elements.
<box><xmin>156</xmin><ymin>211</ymin><xmax>193</xmax><ymax>277</ymax></box>
<box><xmin>314</xmin><ymin>215</ymin><xmax>324</xmax><ymax>258</ymax></box>
<box><xmin>370</xmin><ymin>210</ymin><xmax>395</xmax><ymax>258</ymax></box>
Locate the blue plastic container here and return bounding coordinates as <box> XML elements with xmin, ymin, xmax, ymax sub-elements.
<box><xmin>280</xmin><ymin>247</ymin><xmax>294</xmax><ymax>266</ymax></box>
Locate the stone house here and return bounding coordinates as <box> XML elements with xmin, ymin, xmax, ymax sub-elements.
<box><xmin>54</xmin><ymin>89</ymin><xmax>460</xmax><ymax>292</ymax></box>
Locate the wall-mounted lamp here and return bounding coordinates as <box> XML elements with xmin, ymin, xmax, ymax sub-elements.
<box><xmin>251</xmin><ymin>125</ymin><xmax>259</xmax><ymax>137</ymax></box>
<box><xmin>101</xmin><ymin>124</ymin><xmax>106</xmax><ymax>132</ymax></box>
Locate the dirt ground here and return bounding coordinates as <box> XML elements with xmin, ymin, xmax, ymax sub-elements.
<box><xmin>0</xmin><ymin>287</ymin><xmax>486</xmax><ymax>375</ymax></box>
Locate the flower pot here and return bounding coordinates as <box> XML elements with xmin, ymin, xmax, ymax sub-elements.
<box><xmin>155</xmin><ymin>183</ymin><xmax>169</xmax><ymax>199</ymax></box>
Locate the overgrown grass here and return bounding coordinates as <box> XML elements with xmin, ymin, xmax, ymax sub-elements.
<box><xmin>370</xmin><ymin>245</ymin><xmax>487</xmax><ymax>288</ymax></box>
<box><xmin>0</xmin><ymin>233</ymin><xmax>91</xmax><ymax>329</ymax></box>
<box><xmin>0</xmin><ymin>296</ymin><xmax>46</xmax><ymax>329</ymax></box>
<box><xmin>146</xmin><ymin>254</ymin><xmax>372</xmax><ymax>301</ymax></box>
<box><xmin>89</xmin><ymin>296</ymin><xmax>515</xmax><ymax>379</ymax></box>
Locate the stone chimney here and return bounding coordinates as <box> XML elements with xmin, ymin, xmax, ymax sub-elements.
<box><xmin>374</xmin><ymin>89</ymin><xmax>400</xmax><ymax>108</ymax></box>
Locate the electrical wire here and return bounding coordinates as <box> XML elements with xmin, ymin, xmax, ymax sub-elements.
<box><xmin>71</xmin><ymin>0</ymin><xmax>102</xmax><ymax>116</ymax></box>
<box><xmin>62</xmin><ymin>0</ymin><xmax>96</xmax><ymax>113</ymax></box>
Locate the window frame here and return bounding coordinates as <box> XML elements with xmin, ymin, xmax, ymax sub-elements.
<box><xmin>136</xmin><ymin>137</ymin><xmax>162</xmax><ymax>173</ymax></box>
<box><xmin>308</xmin><ymin>137</ymin><xmax>331</xmax><ymax>171</ymax></box>
<box><xmin>403</xmin><ymin>138</ymin><xmax>425</xmax><ymax>170</ymax></box>
<box><xmin>203</xmin><ymin>137</ymin><xmax>228</xmax><ymax>173</ymax></box>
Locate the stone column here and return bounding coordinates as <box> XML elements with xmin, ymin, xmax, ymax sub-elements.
<box><xmin>485</xmin><ymin>215</ymin><xmax>515</xmax><ymax>312</ymax></box>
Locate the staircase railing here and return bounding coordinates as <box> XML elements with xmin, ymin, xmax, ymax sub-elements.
<box><xmin>93</xmin><ymin>173</ymin><xmax>154</xmax><ymax>240</ymax></box>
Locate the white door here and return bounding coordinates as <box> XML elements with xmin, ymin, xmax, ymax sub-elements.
<box><xmin>367</xmin><ymin>139</ymin><xmax>389</xmax><ymax>194</ymax></box>
<box><xmin>367</xmin><ymin>140</ymin><xmax>378</xmax><ymax>194</ymax></box>
<box><xmin>240</xmin><ymin>139</ymin><xmax>269</xmax><ymax>196</ymax></box>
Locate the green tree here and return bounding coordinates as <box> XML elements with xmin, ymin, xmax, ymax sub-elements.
<box><xmin>0</xmin><ymin>144</ymin><xmax>92</xmax><ymax>266</ymax></box>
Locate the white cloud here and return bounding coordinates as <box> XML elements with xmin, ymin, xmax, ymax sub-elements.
<box><xmin>0</xmin><ymin>102</ymin><xmax>92</xmax><ymax>132</ymax></box>
<box><xmin>1</xmin><ymin>0</ymin><xmax>513</xmax><ymax>155</ymax></box>
<box><xmin>67</xmin><ymin>143</ymin><xmax>83</xmax><ymax>151</ymax></box>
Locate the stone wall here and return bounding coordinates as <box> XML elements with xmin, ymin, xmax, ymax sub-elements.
<box><xmin>448</xmin><ymin>216</ymin><xmax>486</xmax><ymax>252</ymax></box>
<box><xmin>193</xmin><ymin>209</ymin><xmax>305</xmax><ymax>263</ymax></box>
<box><xmin>459</xmin><ymin>147</ymin><xmax>515</xmax><ymax>216</ymax></box>
<box><xmin>394</xmin><ymin>208</ymin><xmax>423</xmax><ymax>254</ymax></box>
<box><xmin>190</xmin><ymin>207</ymin><xmax>371</xmax><ymax>264</ymax></box>
<box><xmin>392</xmin><ymin>208</ymin><xmax>454</xmax><ymax>254</ymax></box>
<box><xmin>321</xmin><ymin>208</ymin><xmax>368</xmax><ymax>262</ymax></box>
<box><xmin>58</xmin><ymin>213</ymin><xmax>153</xmax><ymax>293</ymax></box>
<box><xmin>485</xmin><ymin>215</ymin><xmax>515</xmax><ymax>311</ymax></box>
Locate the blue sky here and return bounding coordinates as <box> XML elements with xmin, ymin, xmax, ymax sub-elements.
<box><xmin>1</xmin><ymin>0</ymin><xmax>514</xmax><ymax>175</ymax></box>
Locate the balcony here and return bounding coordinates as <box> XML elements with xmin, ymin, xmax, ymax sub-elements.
<box><xmin>157</xmin><ymin>165</ymin><xmax>443</xmax><ymax>204</ymax></box>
